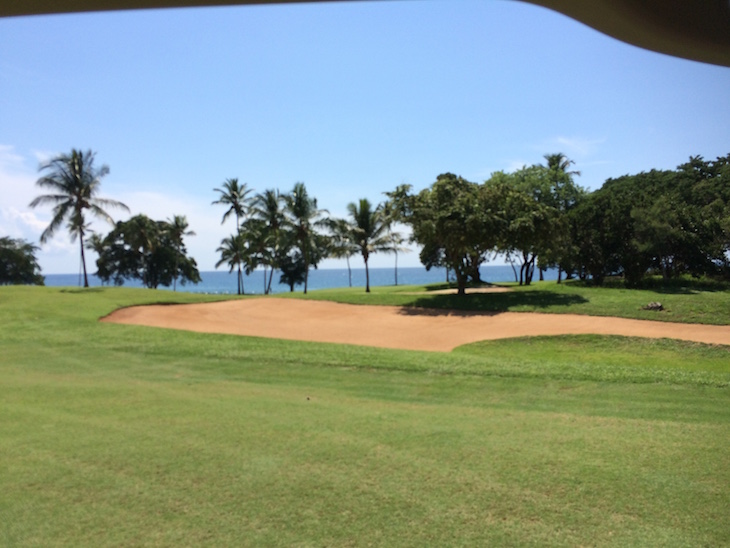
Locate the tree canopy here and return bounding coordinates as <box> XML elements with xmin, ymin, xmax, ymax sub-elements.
<box><xmin>95</xmin><ymin>214</ymin><xmax>201</xmax><ymax>289</ymax></box>
<box><xmin>0</xmin><ymin>237</ymin><xmax>45</xmax><ymax>286</ymax></box>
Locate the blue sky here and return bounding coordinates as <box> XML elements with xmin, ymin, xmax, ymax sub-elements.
<box><xmin>1</xmin><ymin>0</ymin><xmax>729</xmax><ymax>274</ymax></box>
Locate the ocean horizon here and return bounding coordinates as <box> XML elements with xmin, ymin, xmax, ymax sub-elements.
<box><xmin>43</xmin><ymin>264</ymin><xmax>559</xmax><ymax>294</ymax></box>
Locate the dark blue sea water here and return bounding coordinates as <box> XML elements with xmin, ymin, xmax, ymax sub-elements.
<box><xmin>44</xmin><ymin>265</ymin><xmax>558</xmax><ymax>294</ymax></box>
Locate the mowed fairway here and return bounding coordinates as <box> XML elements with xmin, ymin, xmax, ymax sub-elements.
<box><xmin>2</xmin><ymin>285</ymin><xmax>730</xmax><ymax>546</ymax></box>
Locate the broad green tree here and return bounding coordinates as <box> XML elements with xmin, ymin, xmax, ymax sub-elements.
<box><xmin>29</xmin><ymin>149</ymin><xmax>128</xmax><ymax>287</ymax></box>
<box><xmin>402</xmin><ymin>174</ymin><xmax>495</xmax><ymax>295</ymax></box>
<box><xmin>96</xmin><ymin>214</ymin><xmax>200</xmax><ymax>289</ymax></box>
<box><xmin>0</xmin><ymin>237</ymin><xmax>44</xmax><ymax>285</ymax></box>
<box><xmin>486</xmin><ymin>166</ymin><xmax>560</xmax><ymax>286</ymax></box>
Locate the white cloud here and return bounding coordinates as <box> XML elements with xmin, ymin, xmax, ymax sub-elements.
<box><xmin>0</xmin><ymin>145</ymin><xmax>42</xmax><ymax>240</ymax></box>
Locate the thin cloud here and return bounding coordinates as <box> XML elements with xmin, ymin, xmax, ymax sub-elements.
<box><xmin>538</xmin><ymin>136</ymin><xmax>606</xmax><ymax>158</ymax></box>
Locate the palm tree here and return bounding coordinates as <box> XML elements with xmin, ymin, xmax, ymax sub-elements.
<box><xmin>213</xmin><ymin>178</ymin><xmax>251</xmax><ymax>293</ymax></box>
<box><xmin>29</xmin><ymin>149</ymin><xmax>129</xmax><ymax>287</ymax></box>
<box><xmin>347</xmin><ymin>198</ymin><xmax>391</xmax><ymax>293</ymax></box>
<box><xmin>327</xmin><ymin>218</ymin><xmax>358</xmax><ymax>287</ymax></box>
<box><xmin>250</xmin><ymin>189</ymin><xmax>286</xmax><ymax>294</ymax></box>
<box><xmin>215</xmin><ymin>233</ymin><xmax>247</xmax><ymax>295</ymax></box>
<box><xmin>377</xmin><ymin>200</ymin><xmax>409</xmax><ymax>286</ymax></box>
<box><xmin>543</xmin><ymin>152</ymin><xmax>581</xmax><ymax>178</ymax></box>
<box><xmin>284</xmin><ymin>182</ymin><xmax>327</xmax><ymax>294</ymax></box>
<box><xmin>212</xmin><ymin>178</ymin><xmax>252</xmax><ymax>230</ymax></box>
<box><xmin>166</xmin><ymin>215</ymin><xmax>195</xmax><ymax>291</ymax></box>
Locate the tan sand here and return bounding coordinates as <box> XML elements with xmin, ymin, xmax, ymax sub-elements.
<box><xmin>101</xmin><ymin>298</ymin><xmax>730</xmax><ymax>352</ymax></box>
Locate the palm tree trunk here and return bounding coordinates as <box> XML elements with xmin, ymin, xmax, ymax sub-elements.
<box><xmin>173</xmin><ymin>246</ymin><xmax>179</xmax><ymax>291</ymax></box>
<box><xmin>347</xmin><ymin>256</ymin><xmax>352</xmax><ymax>287</ymax></box>
<box><xmin>79</xmin><ymin>233</ymin><xmax>89</xmax><ymax>288</ymax></box>
<box><xmin>237</xmin><ymin>263</ymin><xmax>242</xmax><ymax>295</ymax></box>
<box><xmin>365</xmin><ymin>259</ymin><xmax>370</xmax><ymax>293</ymax></box>
<box><xmin>303</xmin><ymin>244</ymin><xmax>309</xmax><ymax>294</ymax></box>
<box><xmin>394</xmin><ymin>250</ymin><xmax>398</xmax><ymax>286</ymax></box>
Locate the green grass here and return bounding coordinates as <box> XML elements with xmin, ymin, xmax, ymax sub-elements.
<box><xmin>283</xmin><ymin>278</ymin><xmax>730</xmax><ymax>325</ymax></box>
<box><xmin>1</xmin><ymin>286</ymin><xmax>730</xmax><ymax>546</ymax></box>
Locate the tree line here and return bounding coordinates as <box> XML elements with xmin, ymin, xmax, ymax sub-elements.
<box><xmin>4</xmin><ymin>148</ymin><xmax>728</xmax><ymax>293</ymax></box>
<box><xmin>390</xmin><ymin>153</ymin><xmax>730</xmax><ymax>294</ymax></box>
<box><xmin>211</xmin><ymin>179</ymin><xmax>403</xmax><ymax>294</ymax></box>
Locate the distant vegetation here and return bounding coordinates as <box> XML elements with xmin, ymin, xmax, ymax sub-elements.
<box><xmin>15</xmin><ymin>148</ymin><xmax>729</xmax><ymax>294</ymax></box>
<box><xmin>389</xmin><ymin>153</ymin><xmax>730</xmax><ymax>294</ymax></box>
<box><xmin>211</xmin><ymin>179</ymin><xmax>404</xmax><ymax>294</ymax></box>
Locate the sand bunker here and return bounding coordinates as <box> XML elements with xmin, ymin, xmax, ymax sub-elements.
<box><xmin>101</xmin><ymin>298</ymin><xmax>730</xmax><ymax>352</ymax></box>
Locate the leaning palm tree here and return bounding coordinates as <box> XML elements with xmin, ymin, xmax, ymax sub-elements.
<box><xmin>347</xmin><ymin>198</ymin><xmax>391</xmax><ymax>293</ymax></box>
<box><xmin>215</xmin><ymin>233</ymin><xmax>247</xmax><ymax>295</ymax></box>
<box><xmin>166</xmin><ymin>215</ymin><xmax>195</xmax><ymax>291</ymax></box>
<box><xmin>29</xmin><ymin>149</ymin><xmax>129</xmax><ymax>287</ymax></box>
<box><xmin>284</xmin><ymin>182</ymin><xmax>327</xmax><ymax>294</ymax></box>
<box><xmin>213</xmin><ymin>178</ymin><xmax>251</xmax><ymax>293</ymax></box>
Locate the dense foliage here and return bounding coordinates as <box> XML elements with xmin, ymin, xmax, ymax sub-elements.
<box><xmin>0</xmin><ymin>237</ymin><xmax>44</xmax><ymax>285</ymax></box>
<box><xmin>570</xmin><ymin>154</ymin><xmax>730</xmax><ymax>286</ymax></box>
<box><xmin>392</xmin><ymin>153</ymin><xmax>729</xmax><ymax>290</ymax></box>
<box><xmin>94</xmin><ymin>214</ymin><xmax>201</xmax><ymax>289</ymax></box>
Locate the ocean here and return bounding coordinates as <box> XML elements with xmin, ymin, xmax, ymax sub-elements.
<box><xmin>43</xmin><ymin>264</ymin><xmax>558</xmax><ymax>294</ymax></box>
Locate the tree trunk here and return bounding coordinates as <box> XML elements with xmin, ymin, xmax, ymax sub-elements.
<box><xmin>394</xmin><ymin>250</ymin><xmax>398</xmax><ymax>286</ymax></box>
<box><xmin>455</xmin><ymin>269</ymin><xmax>466</xmax><ymax>296</ymax></box>
<box><xmin>509</xmin><ymin>259</ymin><xmax>518</xmax><ymax>283</ymax></box>
<box><xmin>79</xmin><ymin>233</ymin><xmax>89</xmax><ymax>288</ymax></box>
<box><xmin>557</xmin><ymin>266</ymin><xmax>562</xmax><ymax>284</ymax></box>
<box><xmin>365</xmin><ymin>259</ymin><xmax>370</xmax><ymax>293</ymax></box>
<box><xmin>347</xmin><ymin>257</ymin><xmax>352</xmax><ymax>287</ymax></box>
<box><xmin>303</xmin><ymin>245</ymin><xmax>309</xmax><ymax>294</ymax></box>
<box><xmin>267</xmin><ymin>266</ymin><xmax>275</xmax><ymax>294</ymax></box>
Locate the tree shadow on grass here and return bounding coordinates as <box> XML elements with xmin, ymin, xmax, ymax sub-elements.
<box><xmin>398</xmin><ymin>291</ymin><xmax>588</xmax><ymax>315</ymax></box>
<box><xmin>60</xmin><ymin>287</ymin><xmax>105</xmax><ymax>294</ymax></box>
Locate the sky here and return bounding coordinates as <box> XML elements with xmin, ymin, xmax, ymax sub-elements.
<box><xmin>1</xmin><ymin>0</ymin><xmax>729</xmax><ymax>275</ymax></box>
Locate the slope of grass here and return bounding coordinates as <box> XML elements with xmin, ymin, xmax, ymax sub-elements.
<box><xmin>284</xmin><ymin>278</ymin><xmax>730</xmax><ymax>325</ymax></box>
<box><xmin>1</xmin><ymin>286</ymin><xmax>729</xmax><ymax>546</ymax></box>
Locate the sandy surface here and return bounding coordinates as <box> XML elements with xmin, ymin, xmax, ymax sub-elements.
<box><xmin>101</xmin><ymin>298</ymin><xmax>730</xmax><ymax>352</ymax></box>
